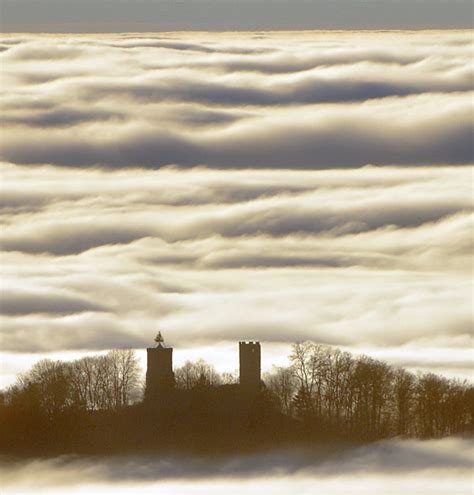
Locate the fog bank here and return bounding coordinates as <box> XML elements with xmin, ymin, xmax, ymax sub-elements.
<box><xmin>1</xmin><ymin>438</ymin><xmax>472</xmax><ymax>494</ymax></box>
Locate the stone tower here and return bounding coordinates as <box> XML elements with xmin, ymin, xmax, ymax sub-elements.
<box><xmin>145</xmin><ymin>333</ymin><xmax>174</xmax><ymax>401</ymax></box>
<box><xmin>239</xmin><ymin>341</ymin><xmax>261</xmax><ymax>394</ymax></box>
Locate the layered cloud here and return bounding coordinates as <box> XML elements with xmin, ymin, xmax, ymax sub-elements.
<box><xmin>1</xmin><ymin>164</ymin><xmax>472</xmax><ymax>376</ymax></box>
<box><xmin>0</xmin><ymin>31</ymin><xmax>472</xmax><ymax>384</ymax></box>
<box><xmin>1</xmin><ymin>32</ymin><xmax>473</xmax><ymax>169</ymax></box>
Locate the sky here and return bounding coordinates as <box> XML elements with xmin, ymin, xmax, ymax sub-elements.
<box><xmin>1</xmin><ymin>0</ymin><xmax>473</xmax><ymax>32</ymax></box>
<box><xmin>0</xmin><ymin>30</ymin><xmax>472</xmax><ymax>387</ymax></box>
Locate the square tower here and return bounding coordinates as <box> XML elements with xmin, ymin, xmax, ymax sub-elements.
<box><xmin>239</xmin><ymin>341</ymin><xmax>261</xmax><ymax>394</ymax></box>
<box><xmin>145</xmin><ymin>346</ymin><xmax>174</xmax><ymax>401</ymax></box>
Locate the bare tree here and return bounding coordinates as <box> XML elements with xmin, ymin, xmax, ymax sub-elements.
<box><xmin>347</xmin><ymin>356</ymin><xmax>393</xmax><ymax>438</ymax></box>
<box><xmin>106</xmin><ymin>349</ymin><xmax>141</xmax><ymax>408</ymax></box>
<box><xmin>290</xmin><ymin>342</ymin><xmax>318</xmax><ymax>397</ymax></box>
<box><xmin>393</xmin><ymin>368</ymin><xmax>416</xmax><ymax>436</ymax></box>
<box><xmin>67</xmin><ymin>350</ymin><xmax>140</xmax><ymax>410</ymax></box>
<box><xmin>265</xmin><ymin>366</ymin><xmax>297</xmax><ymax>416</ymax></box>
<box><xmin>10</xmin><ymin>359</ymin><xmax>72</xmax><ymax>420</ymax></box>
<box><xmin>323</xmin><ymin>347</ymin><xmax>354</xmax><ymax>426</ymax></box>
<box><xmin>69</xmin><ymin>355</ymin><xmax>113</xmax><ymax>410</ymax></box>
<box><xmin>220</xmin><ymin>371</ymin><xmax>238</xmax><ymax>385</ymax></box>
<box><xmin>416</xmin><ymin>373</ymin><xmax>449</xmax><ymax>438</ymax></box>
<box><xmin>175</xmin><ymin>359</ymin><xmax>222</xmax><ymax>390</ymax></box>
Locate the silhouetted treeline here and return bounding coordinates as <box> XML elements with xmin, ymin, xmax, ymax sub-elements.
<box><xmin>174</xmin><ymin>358</ymin><xmax>237</xmax><ymax>389</ymax></box>
<box><xmin>4</xmin><ymin>349</ymin><xmax>140</xmax><ymax>414</ymax></box>
<box><xmin>0</xmin><ymin>343</ymin><xmax>472</xmax><ymax>456</ymax></box>
<box><xmin>266</xmin><ymin>343</ymin><xmax>473</xmax><ymax>440</ymax></box>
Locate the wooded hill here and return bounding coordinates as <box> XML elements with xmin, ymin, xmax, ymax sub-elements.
<box><xmin>0</xmin><ymin>343</ymin><xmax>472</xmax><ymax>456</ymax></box>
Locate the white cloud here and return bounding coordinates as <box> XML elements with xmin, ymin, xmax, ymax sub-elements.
<box><xmin>0</xmin><ymin>31</ymin><xmax>472</xmax><ymax>386</ymax></box>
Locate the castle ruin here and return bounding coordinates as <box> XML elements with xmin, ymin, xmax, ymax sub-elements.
<box><xmin>145</xmin><ymin>335</ymin><xmax>261</xmax><ymax>401</ymax></box>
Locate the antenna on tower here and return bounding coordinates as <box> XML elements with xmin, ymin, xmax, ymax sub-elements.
<box><xmin>154</xmin><ymin>331</ymin><xmax>165</xmax><ymax>348</ymax></box>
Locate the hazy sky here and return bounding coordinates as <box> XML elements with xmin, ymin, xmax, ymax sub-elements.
<box><xmin>1</xmin><ymin>0</ymin><xmax>473</xmax><ymax>32</ymax></box>
<box><xmin>1</xmin><ymin>30</ymin><xmax>472</xmax><ymax>387</ymax></box>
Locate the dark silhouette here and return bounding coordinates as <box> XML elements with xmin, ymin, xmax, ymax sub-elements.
<box><xmin>0</xmin><ymin>338</ymin><xmax>472</xmax><ymax>457</ymax></box>
<box><xmin>145</xmin><ymin>333</ymin><xmax>175</xmax><ymax>401</ymax></box>
<box><xmin>239</xmin><ymin>341</ymin><xmax>262</xmax><ymax>396</ymax></box>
